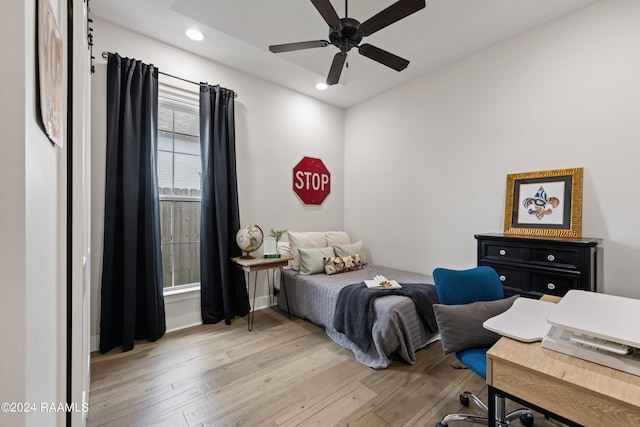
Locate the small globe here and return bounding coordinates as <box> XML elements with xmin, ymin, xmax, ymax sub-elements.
<box><xmin>236</xmin><ymin>225</ymin><xmax>264</xmax><ymax>258</ymax></box>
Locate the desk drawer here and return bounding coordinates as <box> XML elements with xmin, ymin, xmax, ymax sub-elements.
<box><xmin>530</xmin><ymin>273</ymin><xmax>579</xmax><ymax>297</ymax></box>
<box><xmin>487</xmin><ymin>356</ymin><xmax>620</xmax><ymax>427</ymax></box>
<box><xmin>530</xmin><ymin>247</ymin><xmax>580</xmax><ymax>269</ymax></box>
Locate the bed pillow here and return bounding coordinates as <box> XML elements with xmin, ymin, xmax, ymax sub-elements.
<box><xmin>287</xmin><ymin>231</ymin><xmax>328</xmax><ymax>270</ymax></box>
<box><xmin>299</xmin><ymin>246</ymin><xmax>336</xmax><ymax>275</ymax></box>
<box><xmin>433</xmin><ymin>295</ymin><xmax>519</xmax><ymax>355</ymax></box>
<box><xmin>324</xmin><ymin>254</ymin><xmax>362</xmax><ymax>275</ymax></box>
<box><xmin>325</xmin><ymin>231</ymin><xmax>351</xmax><ymax>246</ymax></box>
<box><xmin>332</xmin><ymin>240</ymin><xmax>367</xmax><ymax>264</ymax></box>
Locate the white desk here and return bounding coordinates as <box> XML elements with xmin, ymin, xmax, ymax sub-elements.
<box><xmin>483</xmin><ymin>297</ymin><xmax>556</xmax><ymax>342</ymax></box>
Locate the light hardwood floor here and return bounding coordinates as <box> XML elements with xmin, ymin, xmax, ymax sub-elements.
<box><xmin>88</xmin><ymin>308</ymin><xmax>566</xmax><ymax>426</ymax></box>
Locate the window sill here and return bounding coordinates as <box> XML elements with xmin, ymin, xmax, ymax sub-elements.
<box><xmin>163</xmin><ymin>285</ymin><xmax>200</xmax><ymax>302</ymax></box>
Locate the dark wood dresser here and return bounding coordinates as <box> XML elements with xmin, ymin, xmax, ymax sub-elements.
<box><xmin>475</xmin><ymin>233</ymin><xmax>602</xmax><ymax>298</ymax></box>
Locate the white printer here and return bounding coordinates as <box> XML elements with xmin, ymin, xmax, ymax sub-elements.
<box><xmin>542</xmin><ymin>289</ymin><xmax>640</xmax><ymax>376</ymax></box>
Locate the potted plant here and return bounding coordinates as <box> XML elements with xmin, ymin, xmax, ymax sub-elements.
<box><xmin>269</xmin><ymin>228</ymin><xmax>287</xmax><ymax>254</ymax></box>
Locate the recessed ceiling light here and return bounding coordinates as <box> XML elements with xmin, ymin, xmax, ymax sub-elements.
<box><xmin>185</xmin><ymin>28</ymin><xmax>204</xmax><ymax>41</ymax></box>
<box><xmin>315</xmin><ymin>82</ymin><xmax>328</xmax><ymax>90</ymax></box>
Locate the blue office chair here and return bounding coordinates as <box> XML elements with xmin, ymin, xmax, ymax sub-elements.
<box><xmin>433</xmin><ymin>266</ymin><xmax>534</xmax><ymax>427</ymax></box>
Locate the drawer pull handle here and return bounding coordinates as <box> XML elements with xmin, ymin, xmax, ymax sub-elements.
<box><xmin>547</xmin><ymin>283</ymin><xmax>556</xmax><ymax>290</ymax></box>
<box><xmin>547</xmin><ymin>254</ymin><xmax>555</xmax><ymax>261</ymax></box>
<box><xmin>499</xmin><ymin>249</ymin><xmax>506</xmax><ymax>256</ymax></box>
<box><xmin>499</xmin><ymin>275</ymin><xmax>506</xmax><ymax>282</ymax></box>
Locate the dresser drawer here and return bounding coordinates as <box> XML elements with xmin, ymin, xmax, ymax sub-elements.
<box><xmin>530</xmin><ymin>247</ymin><xmax>580</xmax><ymax>269</ymax></box>
<box><xmin>490</xmin><ymin>266</ymin><xmax>529</xmax><ymax>292</ymax></box>
<box><xmin>483</xmin><ymin>243</ymin><xmax>524</xmax><ymax>262</ymax></box>
<box><xmin>530</xmin><ymin>273</ymin><xmax>579</xmax><ymax>297</ymax></box>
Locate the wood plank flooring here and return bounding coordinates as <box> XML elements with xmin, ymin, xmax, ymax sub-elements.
<box><xmin>88</xmin><ymin>308</ymin><xmax>567</xmax><ymax>427</ymax></box>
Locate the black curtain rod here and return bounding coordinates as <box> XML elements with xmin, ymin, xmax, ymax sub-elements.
<box><xmin>101</xmin><ymin>52</ymin><xmax>238</xmax><ymax>98</ymax></box>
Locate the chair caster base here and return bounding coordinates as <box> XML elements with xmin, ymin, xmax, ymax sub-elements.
<box><xmin>519</xmin><ymin>412</ymin><xmax>534</xmax><ymax>426</ymax></box>
<box><xmin>436</xmin><ymin>411</ymin><xmax>534</xmax><ymax>427</ymax></box>
<box><xmin>459</xmin><ymin>393</ymin><xmax>470</xmax><ymax>406</ymax></box>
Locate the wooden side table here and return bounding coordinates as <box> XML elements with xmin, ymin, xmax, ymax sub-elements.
<box><xmin>231</xmin><ymin>255</ymin><xmax>293</xmax><ymax>331</ymax></box>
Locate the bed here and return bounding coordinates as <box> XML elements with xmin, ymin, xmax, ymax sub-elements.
<box><xmin>277</xmin><ymin>263</ymin><xmax>440</xmax><ymax>369</ymax></box>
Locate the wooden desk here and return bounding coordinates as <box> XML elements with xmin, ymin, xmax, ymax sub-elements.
<box><xmin>231</xmin><ymin>256</ymin><xmax>293</xmax><ymax>330</ymax></box>
<box><xmin>486</xmin><ymin>313</ymin><xmax>640</xmax><ymax>426</ymax></box>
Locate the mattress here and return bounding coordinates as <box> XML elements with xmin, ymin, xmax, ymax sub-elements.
<box><xmin>277</xmin><ymin>264</ymin><xmax>440</xmax><ymax>369</ymax></box>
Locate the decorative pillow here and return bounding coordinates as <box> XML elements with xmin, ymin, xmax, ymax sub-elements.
<box><xmin>433</xmin><ymin>295</ymin><xmax>519</xmax><ymax>355</ymax></box>
<box><xmin>332</xmin><ymin>240</ymin><xmax>367</xmax><ymax>264</ymax></box>
<box><xmin>287</xmin><ymin>231</ymin><xmax>327</xmax><ymax>270</ymax></box>
<box><xmin>325</xmin><ymin>231</ymin><xmax>351</xmax><ymax>246</ymax></box>
<box><xmin>299</xmin><ymin>246</ymin><xmax>336</xmax><ymax>275</ymax></box>
<box><xmin>324</xmin><ymin>254</ymin><xmax>363</xmax><ymax>275</ymax></box>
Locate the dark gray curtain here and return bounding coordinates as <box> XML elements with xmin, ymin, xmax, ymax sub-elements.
<box><xmin>100</xmin><ymin>53</ymin><xmax>166</xmax><ymax>353</ymax></box>
<box><xmin>199</xmin><ymin>83</ymin><xmax>249</xmax><ymax>324</ymax></box>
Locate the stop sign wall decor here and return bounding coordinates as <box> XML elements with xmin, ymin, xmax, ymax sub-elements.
<box><xmin>293</xmin><ymin>156</ymin><xmax>331</xmax><ymax>205</ymax></box>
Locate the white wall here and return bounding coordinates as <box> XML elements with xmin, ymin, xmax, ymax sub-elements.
<box><xmin>0</xmin><ymin>0</ymin><xmax>28</xmax><ymax>423</ymax></box>
<box><xmin>90</xmin><ymin>20</ymin><xmax>345</xmax><ymax>348</ymax></box>
<box><xmin>0</xmin><ymin>0</ymin><xmax>70</xmax><ymax>425</ymax></box>
<box><xmin>345</xmin><ymin>0</ymin><xmax>640</xmax><ymax>299</ymax></box>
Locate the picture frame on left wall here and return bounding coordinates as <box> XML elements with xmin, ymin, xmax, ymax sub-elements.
<box><xmin>38</xmin><ymin>0</ymin><xmax>64</xmax><ymax>147</ymax></box>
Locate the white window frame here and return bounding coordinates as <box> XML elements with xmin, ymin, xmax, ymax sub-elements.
<box><xmin>158</xmin><ymin>84</ymin><xmax>201</xmax><ymax>295</ymax></box>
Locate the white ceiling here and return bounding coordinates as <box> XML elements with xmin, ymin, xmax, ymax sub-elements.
<box><xmin>90</xmin><ymin>0</ymin><xmax>598</xmax><ymax>108</ymax></box>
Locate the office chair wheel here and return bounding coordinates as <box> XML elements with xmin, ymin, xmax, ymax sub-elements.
<box><xmin>519</xmin><ymin>412</ymin><xmax>534</xmax><ymax>426</ymax></box>
<box><xmin>459</xmin><ymin>393</ymin><xmax>470</xmax><ymax>406</ymax></box>
<box><xmin>435</xmin><ymin>423</ymin><xmax>446</xmax><ymax>427</ymax></box>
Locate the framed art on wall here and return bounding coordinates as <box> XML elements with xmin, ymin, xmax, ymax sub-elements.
<box><xmin>38</xmin><ymin>0</ymin><xmax>64</xmax><ymax>147</ymax></box>
<box><xmin>503</xmin><ymin>167</ymin><xmax>583</xmax><ymax>238</ymax></box>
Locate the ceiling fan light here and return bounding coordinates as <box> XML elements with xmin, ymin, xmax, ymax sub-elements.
<box><xmin>185</xmin><ymin>28</ymin><xmax>204</xmax><ymax>41</ymax></box>
<box><xmin>315</xmin><ymin>82</ymin><xmax>328</xmax><ymax>90</ymax></box>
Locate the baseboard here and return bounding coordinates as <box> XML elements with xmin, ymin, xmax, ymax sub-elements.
<box><xmin>90</xmin><ymin>294</ymin><xmax>279</xmax><ymax>352</ymax></box>
<box><xmin>90</xmin><ymin>334</ymin><xmax>99</xmax><ymax>353</ymax></box>
<box><xmin>252</xmin><ymin>295</ymin><xmax>277</xmax><ymax>312</ymax></box>
<box><xmin>166</xmin><ymin>311</ymin><xmax>202</xmax><ymax>332</ymax></box>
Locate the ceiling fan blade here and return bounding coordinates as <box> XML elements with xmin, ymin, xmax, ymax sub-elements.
<box><xmin>310</xmin><ymin>0</ymin><xmax>341</xmax><ymax>28</ymax></box>
<box><xmin>326</xmin><ymin>52</ymin><xmax>347</xmax><ymax>85</ymax></box>
<box><xmin>360</xmin><ymin>0</ymin><xmax>426</xmax><ymax>36</ymax></box>
<box><xmin>358</xmin><ymin>43</ymin><xmax>409</xmax><ymax>71</ymax></box>
<box><xmin>269</xmin><ymin>40</ymin><xmax>330</xmax><ymax>53</ymax></box>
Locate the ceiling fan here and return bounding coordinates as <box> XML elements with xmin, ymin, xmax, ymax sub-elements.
<box><xmin>269</xmin><ymin>0</ymin><xmax>426</xmax><ymax>86</ymax></box>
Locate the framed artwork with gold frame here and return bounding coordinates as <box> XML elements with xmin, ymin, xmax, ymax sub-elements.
<box><xmin>503</xmin><ymin>167</ymin><xmax>583</xmax><ymax>238</ymax></box>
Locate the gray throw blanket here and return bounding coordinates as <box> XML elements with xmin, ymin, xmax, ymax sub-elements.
<box><xmin>333</xmin><ymin>283</ymin><xmax>439</xmax><ymax>352</ymax></box>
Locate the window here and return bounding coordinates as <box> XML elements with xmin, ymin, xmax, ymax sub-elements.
<box><xmin>158</xmin><ymin>92</ymin><xmax>201</xmax><ymax>291</ymax></box>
